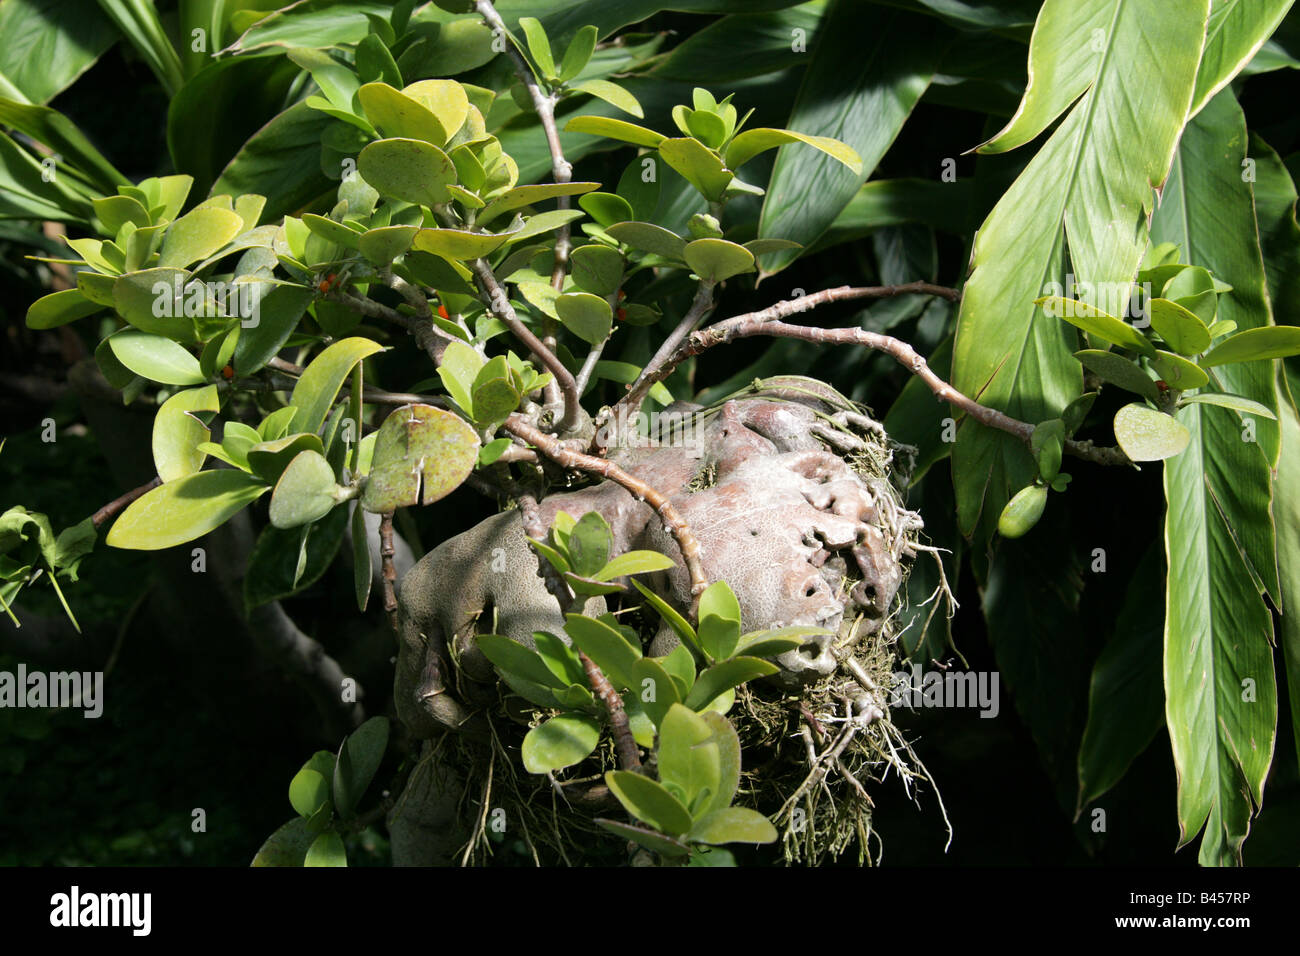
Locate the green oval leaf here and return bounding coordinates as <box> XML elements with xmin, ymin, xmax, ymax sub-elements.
<box><xmin>1149</xmin><ymin>298</ymin><xmax>1212</xmax><ymax>355</ymax></box>
<box><xmin>684</xmin><ymin>237</ymin><xmax>754</xmax><ymax>284</ymax></box>
<box><xmin>359</xmin><ymin>225</ymin><xmax>419</xmax><ymax>266</ymax></box>
<box><xmin>303</xmin><ymin>830</ymin><xmax>347</xmax><ymax>866</ymax></box>
<box><xmin>658</xmin><ymin>137</ymin><xmax>733</xmax><ymax>202</ymax></box>
<box><xmin>1074</xmin><ymin>349</ymin><xmax>1160</xmax><ymax>401</ymax></box>
<box><xmin>27</xmin><ymin>289</ymin><xmax>102</xmax><ymax>330</ymax></box>
<box><xmin>685</xmin><ymin>657</ymin><xmax>777</xmax><ymax>710</ymax></box>
<box><xmin>1179</xmin><ymin>393</ymin><xmax>1277</xmax><ymax>420</ymax></box>
<box><xmin>522</xmin><ymin>713</ymin><xmax>602</xmax><ymax>773</ymax></box>
<box><xmin>289</xmin><ymin>767</ymin><xmax>331</xmax><ymax>818</ymax></box>
<box><xmin>563</xmin><ymin>115</ymin><xmax>665</xmax><ymax>148</ymax></box>
<box><xmin>596</xmin><ymin>550</ymin><xmax>676</xmax><ymax>581</ymax></box>
<box><xmin>358</xmin><ymin>138</ymin><xmax>456</xmax><ymax>207</ymax></box>
<box><xmin>605</xmin><ymin>769</ymin><xmax>693</xmax><ymax>836</ymax></box>
<box><xmin>606</xmin><ymin>221</ymin><xmax>685</xmax><ymax>261</ymax></box>
<box><xmin>360</xmin><ymin>403</ymin><xmax>480</xmax><ymax>512</ymax></box>
<box><xmin>1151</xmin><ymin>350</ymin><xmax>1209</xmax><ymax>390</ymax></box>
<box><xmin>564</xmin><ymin>612</ymin><xmax>641</xmax><ymax>690</ymax></box>
<box><xmin>1113</xmin><ymin>403</ymin><xmax>1191</xmax><ymax>461</ymax></box>
<box><xmin>1201</xmin><ymin>325</ymin><xmax>1300</xmax><ymax>366</ymax></box>
<box><xmin>107</xmin><ymin>329</ymin><xmax>205</xmax><ymax>385</ymax></box>
<box><xmin>555</xmin><ymin>291</ymin><xmax>613</xmax><ymax>346</ymax></box>
<box><xmin>159</xmin><ymin>206</ymin><xmax>245</xmax><ymax>269</ymax></box>
<box><xmin>726</xmin><ymin>127</ymin><xmax>863</xmax><ymax>175</ymax></box>
<box><xmin>153</xmin><ymin>385</ymin><xmax>219</xmax><ymax>483</ymax></box>
<box><xmin>412</xmin><ymin>225</ymin><xmax>512</xmax><ymax>260</ymax></box>
<box><xmin>1034</xmin><ymin>297</ymin><xmax>1157</xmax><ymax>358</ymax></box>
<box><xmin>569</xmin><ymin>244</ymin><xmax>624</xmax><ymax>297</ymax></box>
<box><xmin>269</xmin><ymin>450</ymin><xmax>340</xmax><ymax>529</ymax></box>
<box><xmin>688</xmin><ymin>806</ymin><xmax>778</xmax><ymax>846</ymax></box>
<box><xmin>333</xmin><ymin>716</ymin><xmax>389</xmax><ymax>818</ymax></box>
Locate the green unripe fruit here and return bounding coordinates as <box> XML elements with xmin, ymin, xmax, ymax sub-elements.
<box><xmin>998</xmin><ymin>484</ymin><xmax>1048</xmax><ymax>539</ymax></box>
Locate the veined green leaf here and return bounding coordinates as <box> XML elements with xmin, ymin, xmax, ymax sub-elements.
<box><xmin>952</xmin><ymin>0</ymin><xmax>1209</xmax><ymax>537</ymax></box>
<box><xmin>1152</xmin><ymin>89</ymin><xmax>1280</xmax><ymax>865</ymax></box>
<box><xmin>106</xmin><ymin>469</ymin><xmax>268</xmax><ymax>550</ymax></box>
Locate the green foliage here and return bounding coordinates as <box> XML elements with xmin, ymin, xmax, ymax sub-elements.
<box><xmin>5</xmin><ymin>0</ymin><xmax>1300</xmax><ymax>869</ymax></box>
<box><xmin>254</xmin><ymin>717</ymin><xmax>390</xmax><ymax>867</ymax></box>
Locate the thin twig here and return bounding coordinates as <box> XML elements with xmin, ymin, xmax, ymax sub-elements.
<box><xmin>379</xmin><ymin>512</ymin><xmax>399</xmax><ymax>635</ymax></box>
<box><xmin>474</xmin><ymin>0</ymin><xmax>574</xmax><ymax>288</ymax></box>
<box><xmin>92</xmin><ymin>477</ymin><xmax>161</xmax><ymax>529</ymax></box>
<box><xmin>581</xmin><ymin>651</ymin><xmax>643</xmax><ymax>772</ymax></box>
<box><xmin>615</xmin><ymin>282</ymin><xmax>959</xmax><ymax>417</ymax></box>
<box><xmin>263</xmin><ymin>359</ymin><xmax>448</xmax><ymax>408</ymax></box>
<box><xmin>621</xmin><ymin>281</ymin><xmax>715</xmax><ymax>419</ymax></box>
<box><xmin>504</xmin><ymin>415</ymin><xmax>709</xmax><ymax>603</ymax></box>
<box><xmin>621</xmin><ymin>282</ymin><xmax>1128</xmax><ymax>467</ymax></box>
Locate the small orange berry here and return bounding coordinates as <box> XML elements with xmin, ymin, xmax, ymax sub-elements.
<box><xmin>437</xmin><ymin>303</ymin><xmax>450</xmax><ymax>319</ymax></box>
<box><xmin>221</xmin><ymin>364</ymin><xmax>235</xmax><ymax>380</ymax></box>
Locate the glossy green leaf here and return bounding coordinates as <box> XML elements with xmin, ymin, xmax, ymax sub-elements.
<box><xmin>569</xmin><ymin>243</ymin><xmax>623</xmax><ymax>296</ymax></box>
<box><xmin>0</xmin><ymin>0</ymin><xmax>117</xmax><ymax>106</ymax></box>
<box><xmin>578</xmin><ymin>191</ymin><xmax>634</xmax><ymax>227</ymax></box>
<box><xmin>572</xmin><ymin>79</ymin><xmax>643</xmax><ymax>118</ymax></box>
<box><xmin>251</xmin><ymin>817</ymin><xmax>315</xmax><ymax>867</ymax></box>
<box><xmin>1201</xmin><ymin>325</ymin><xmax>1300</xmax><ymax>366</ymax></box>
<box><xmin>153</xmin><ymin>385</ymin><xmax>218</xmax><ymax>483</ymax></box>
<box><xmin>685</xmin><ymin>657</ymin><xmax>776</xmax><ymax>710</ymax></box>
<box><xmin>657</xmin><ymin>137</ymin><xmax>732</xmax><ymax>202</ymax></box>
<box><xmin>230</xmin><ymin>285</ymin><xmax>315</xmax><ymax>376</ymax></box>
<box><xmin>477</xmin><ymin>181</ymin><xmax>601</xmax><ymax>227</ymax></box>
<box><xmin>594</xmin><ymin>817</ymin><xmax>691</xmax><ymax>857</ymax></box>
<box><xmin>558</xmin><ymin>24</ymin><xmax>598</xmax><ymax>81</ymax></box>
<box><xmin>697</xmin><ymin>580</ymin><xmax>742</xmax><ymax>661</ymax></box>
<box><xmin>246</xmin><ymin>433</ymin><xmax>326</xmax><ymax>485</ymax></box>
<box><xmin>1035</xmin><ymin>297</ymin><xmax>1157</xmax><ymax>357</ymax></box>
<box><xmin>1180</xmin><ymin>392</ymin><xmax>1277</xmax><ymax>419</ymax></box>
<box><xmin>106</xmin><ymin>469</ymin><xmax>268</xmax><ymax>550</ymax></box>
<box><xmin>596</xmin><ymin>550</ymin><xmax>675</xmax><ymax>581</ymax></box>
<box><xmin>290</xmin><ymin>337</ymin><xmax>385</xmax><ymax>435</ymax></box>
<box><xmin>304</xmin><ymin>830</ymin><xmax>347</xmax><ymax>866</ymax></box>
<box><xmin>522</xmin><ymin>713</ymin><xmax>602</xmax><ymax>773</ymax></box>
<box><xmin>289</xmin><ymin>767</ymin><xmax>331</xmax><ymax>818</ymax></box>
<box><xmin>358</xmin><ymin>138</ymin><xmax>456</xmax><ymax>207</ymax></box>
<box><xmin>359</xmin><ymin>225</ymin><xmax>419</xmax><ymax>266</ymax></box>
<box><xmin>333</xmin><ymin>716</ymin><xmax>389</xmax><ymax>818</ymax></box>
<box><xmin>976</xmin><ymin>0</ymin><xmax>1112</xmax><ymax>154</ymax></box>
<box><xmin>358</xmin><ymin>80</ymin><xmax>465</xmax><ymax>145</ymax></box>
<box><xmin>269</xmin><ymin>450</ymin><xmax>340</xmax><ymax>530</ymax></box>
<box><xmin>107</xmin><ymin>330</ymin><xmax>205</xmax><ymax>385</ymax></box>
<box><xmin>1074</xmin><ymin>349</ymin><xmax>1160</xmax><ymax>402</ymax></box>
<box><xmin>478</xmin><ymin>633</ymin><xmax>565</xmax><ymax>689</ymax></box>
<box><xmin>1113</xmin><ymin>404</ymin><xmax>1190</xmax><ymax>461</ymax></box>
<box><xmin>244</xmin><ymin>505</ymin><xmax>348</xmax><ymax>610</ymax></box>
<box><xmin>605</xmin><ymin>769</ymin><xmax>693</xmax><ymax>837</ymax></box>
<box><xmin>555</xmin><ymin>291</ymin><xmax>613</xmax><ymax>346</ymax></box>
<box><xmin>1189</xmin><ymin>0</ymin><xmax>1295</xmax><ymax>118</ymax></box>
<box><xmin>657</xmin><ymin>703</ymin><xmax>720</xmax><ymax>814</ymax></box>
<box><xmin>726</xmin><ymin>127</ymin><xmax>861</xmax><ymax>175</ymax></box>
<box><xmin>412</xmin><ymin>226</ymin><xmax>513</xmax><ymax>260</ymax></box>
<box><xmin>26</xmin><ymin>288</ymin><xmax>101</xmax><ymax>329</ymax></box>
<box><xmin>159</xmin><ymin>206</ymin><xmax>245</xmax><ymax>269</ymax></box>
<box><xmin>563</xmin><ymin>114</ymin><xmax>665</xmax><ymax>148</ymax></box>
<box><xmin>631</xmin><ymin>578</ymin><xmax>699</xmax><ymax>655</ymax></box>
<box><xmin>606</xmin><ymin>221</ymin><xmax>686</xmax><ymax>261</ymax></box>
<box><xmin>1150</xmin><ymin>350</ymin><xmax>1209</xmax><ymax>391</ymax></box>
<box><xmin>689</xmin><ymin>806</ymin><xmax>777</xmax><ymax>845</ymax></box>
<box><xmin>564</xmin><ymin>612</ymin><xmax>641</xmax><ymax>690</ymax></box>
<box><xmin>568</xmin><ymin>511</ymin><xmax>613</xmax><ymax>578</ymax></box>
<box><xmin>683</xmin><ymin>237</ymin><xmax>753</xmax><ymax>283</ymax></box>
<box><xmin>1150</xmin><ymin>298</ymin><xmax>1213</xmax><ymax>355</ymax></box>
<box><xmin>361</xmin><ymin>403</ymin><xmax>480</xmax><ymax>512</ymax></box>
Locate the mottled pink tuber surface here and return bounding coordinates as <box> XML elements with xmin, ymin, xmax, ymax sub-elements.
<box><xmin>393</xmin><ymin>376</ymin><xmax>921</xmax><ymax>739</ymax></box>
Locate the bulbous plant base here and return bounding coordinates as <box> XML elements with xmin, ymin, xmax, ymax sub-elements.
<box><xmin>387</xmin><ymin>377</ymin><xmax>939</xmax><ymax>865</ymax></box>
